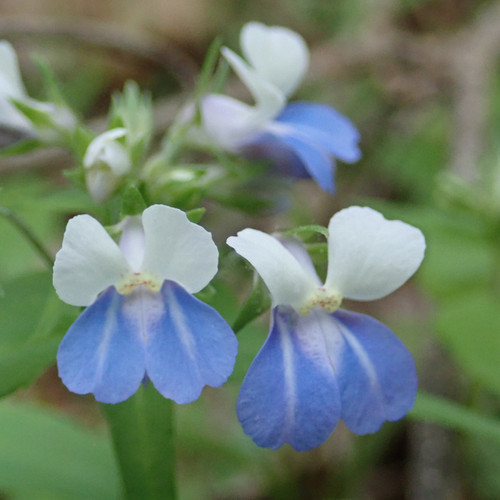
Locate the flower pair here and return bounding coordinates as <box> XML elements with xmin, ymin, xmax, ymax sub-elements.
<box><xmin>54</xmin><ymin>204</ymin><xmax>424</xmax><ymax>451</ymax></box>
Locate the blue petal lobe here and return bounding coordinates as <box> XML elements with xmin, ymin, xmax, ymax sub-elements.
<box><xmin>145</xmin><ymin>281</ymin><xmax>238</xmax><ymax>404</ymax></box>
<box><xmin>237</xmin><ymin>306</ymin><xmax>341</xmax><ymax>451</ymax></box>
<box><xmin>276</xmin><ymin>102</ymin><xmax>361</xmax><ymax>163</ymax></box>
<box><xmin>243</xmin><ymin>132</ymin><xmax>310</xmax><ymax>179</ymax></box>
<box><xmin>57</xmin><ymin>287</ymin><xmax>146</xmax><ymax>404</ymax></box>
<box><xmin>330</xmin><ymin>309</ymin><xmax>417</xmax><ymax>434</ymax></box>
<box><xmin>279</xmin><ymin>134</ymin><xmax>336</xmax><ymax>193</ymax></box>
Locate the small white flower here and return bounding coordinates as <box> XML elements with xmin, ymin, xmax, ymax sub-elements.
<box><xmin>0</xmin><ymin>40</ymin><xmax>76</xmax><ymax>139</ymax></box>
<box><xmin>83</xmin><ymin>128</ymin><xmax>132</xmax><ymax>202</ymax></box>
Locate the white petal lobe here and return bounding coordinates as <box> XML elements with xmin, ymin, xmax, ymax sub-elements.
<box><xmin>222</xmin><ymin>47</ymin><xmax>285</xmax><ymax>117</ymax></box>
<box><xmin>141</xmin><ymin>205</ymin><xmax>218</xmax><ymax>293</ymax></box>
<box><xmin>201</xmin><ymin>94</ymin><xmax>261</xmax><ymax>150</ymax></box>
<box><xmin>53</xmin><ymin>215</ymin><xmax>130</xmax><ymax>306</ymax></box>
<box><xmin>325</xmin><ymin>206</ymin><xmax>425</xmax><ymax>300</ymax></box>
<box><xmin>227</xmin><ymin>228</ymin><xmax>317</xmax><ymax>309</ymax></box>
<box><xmin>0</xmin><ymin>41</ymin><xmax>26</xmax><ymax>99</ymax></box>
<box><xmin>240</xmin><ymin>22</ymin><xmax>309</xmax><ymax>97</ymax></box>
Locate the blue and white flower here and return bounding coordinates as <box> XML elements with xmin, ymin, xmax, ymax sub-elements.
<box><xmin>200</xmin><ymin>22</ymin><xmax>361</xmax><ymax>193</ymax></box>
<box><xmin>227</xmin><ymin>206</ymin><xmax>425</xmax><ymax>451</ymax></box>
<box><xmin>53</xmin><ymin>204</ymin><xmax>238</xmax><ymax>404</ymax></box>
<box><xmin>0</xmin><ymin>40</ymin><xmax>75</xmax><ymax>140</ymax></box>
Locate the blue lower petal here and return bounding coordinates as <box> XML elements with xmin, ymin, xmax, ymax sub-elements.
<box><xmin>279</xmin><ymin>135</ymin><xmax>336</xmax><ymax>193</ymax></box>
<box><xmin>244</xmin><ymin>131</ymin><xmax>335</xmax><ymax>193</ymax></box>
<box><xmin>329</xmin><ymin>309</ymin><xmax>417</xmax><ymax>434</ymax></box>
<box><xmin>145</xmin><ymin>281</ymin><xmax>238</xmax><ymax>404</ymax></box>
<box><xmin>243</xmin><ymin>133</ymin><xmax>310</xmax><ymax>179</ymax></box>
<box><xmin>237</xmin><ymin>306</ymin><xmax>341</xmax><ymax>451</ymax></box>
<box><xmin>276</xmin><ymin>102</ymin><xmax>361</xmax><ymax>163</ymax></box>
<box><xmin>57</xmin><ymin>287</ymin><xmax>146</xmax><ymax>404</ymax></box>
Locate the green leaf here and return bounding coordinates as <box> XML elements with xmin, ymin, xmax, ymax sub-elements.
<box><xmin>35</xmin><ymin>58</ymin><xmax>67</xmax><ymax>105</ymax></box>
<box><xmin>0</xmin><ymin>400</ymin><xmax>119</xmax><ymax>499</ymax></box>
<box><xmin>409</xmin><ymin>391</ymin><xmax>500</xmax><ymax>443</ymax></box>
<box><xmin>110</xmin><ymin>80</ymin><xmax>153</xmax><ymax>165</ymax></box>
<box><xmin>11</xmin><ymin>98</ymin><xmax>54</xmax><ymax>129</ymax></box>
<box><xmin>0</xmin><ymin>138</ymin><xmax>42</xmax><ymax>157</ymax></box>
<box><xmin>185</xmin><ymin>207</ymin><xmax>206</xmax><ymax>223</ymax></box>
<box><xmin>0</xmin><ymin>272</ymin><xmax>76</xmax><ymax>397</ymax></box>
<box><xmin>282</xmin><ymin>224</ymin><xmax>329</xmax><ymax>240</ymax></box>
<box><xmin>101</xmin><ymin>384</ymin><xmax>176</xmax><ymax>500</ymax></box>
<box><xmin>121</xmin><ymin>185</ymin><xmax>147</xmax><ymax>217</ymax></box>
<box><xmin>436</xmin><ymin>292</ymin><xmax>500</xmax><ymax>397</ymax></box>
<box><xmin>232</xmin><ymin>276</ymin><xmax>271</xmax><ymax>333</ymax></box>
<box><xmin>70</xmin><ymin>125</ymin><xmax>95</xmax><ymax>161</ymax></box>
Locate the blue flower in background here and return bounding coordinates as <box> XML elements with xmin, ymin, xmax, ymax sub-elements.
<box><xmin>227</xmin><ymin>206</ymin><xmax>425</xmax><ymax>451</ymax></box>
<box><xmin>53</xmin><ymin>204</ymin><xmax>238</xmax><ymax>404</ymax></box>
<box><xmin>200</xmin><ymin>22</ymin><xmax>361</xmax><ymax>193</ymax></box>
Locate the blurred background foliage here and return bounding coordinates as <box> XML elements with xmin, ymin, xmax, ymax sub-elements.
<box><xmin>1</xmin><ymin>0</ymin><xmax>500</xmax><ymax>498</ymax></box>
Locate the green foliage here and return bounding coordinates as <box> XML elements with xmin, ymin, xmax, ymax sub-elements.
<box><xmin>110</xmin><ymin>81</ymin><xmax>154</xmax><ymax>166</ymax></box>
<box><xmin>0</xmin><ymin>400</ymin><xmax>119</xmax><ymax>499</ymax></box>
<box><xmin>0</xmin><ymin>138</ymin><xmax>43</xmax><ymax>157</ymax></box>
<box><xmin>410</xmin><ymin>392</ymin><xmax>500</xmax><ymax>443</ymax></box>
<box><xmin>232</xmin><ymin>276</ymin><xmax>271</xmax><ymax>333</ymax></box>
<box><xmin>0</xmin><ymin>272</ymin><xmax>76</xmax><ymax>397</ymax></box>
<box><xmin>121</xmin><ymin>184</ymin><xmax>148</xmax><ymax>216</ymax></box>
<box><xmin>437</xmin><ymin>292</ymin><xmax>500</xmax><ymax>397</ymax></box>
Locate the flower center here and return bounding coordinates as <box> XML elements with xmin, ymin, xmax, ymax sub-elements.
<box><xmin>115</xmin><ymin>271</ymin><xmax>162</xmax><ymax>295</ymax></box>
<box><xmin>298</xmin><ymin>287</ymin><xmax>342</xmax><ymax>316</ymax></box>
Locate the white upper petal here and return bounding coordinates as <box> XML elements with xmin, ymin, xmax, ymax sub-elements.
<box><xmin>227</xmin><ymin>228</ymin><xmax>317</xmax><ymax>309</ymax></box>
<box><xmin>84</xmin><ymin>128</ymin><xmax>131</xmax><ymax>175</ymax></box>
<box><xmin>0</xmin><ymin>41</ymin><xmax>26</xmax><ymax>99</ymax></box>
<box><xmin>201</xmin><ymin>94</ymin><xmax>263</xmax><ymax>150</ymax></box>
<box><xmin>324</xmin><ymin>206</ymin><xmax>426</xmax><ymax>301</ymax></box>
<box><xmin>53</xmin><ymin>215</ymin><xmax>130</xmax><ymax>306</ymax></box>
<box><xmin>240</xmin><ymin>22</ymin><xmax>309</xmax><ymax>97</ymax></box>
<box><xmin>221</xmin><ymin>47</ymin><xmax>285</xmax><ymax>116</ymax></box>
<box><xmin>141</xmin><ymin>205</ymin><xmax>218</xmax><ymax>293</ymax></box>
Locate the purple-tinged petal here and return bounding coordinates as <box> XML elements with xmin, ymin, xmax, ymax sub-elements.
<box><xmin>243</xmin><ymin>132</ymin><xmax>310</xmax><ymax>178</ymax></box>
<box><xmin>278</xmin><ymin>134</ymin><xmax>335</xmax><ymax>193</ymax></box>
<box><xmin>237</xmin><ymin>306</ymin><xmax>341</xmax><ymax>451</ymax></box>
<box><xmin>57</xmin><ymin>287</ymin><xmax>145</xmax><ymax>404</ymax></box>
<box><xmin>278</xmin><ymin>237</ymin><xmax>322</xmax><ymax>287</ymax></box>
<box><xmin>145</xmin><ymin>281</ymin><xmax>238</xmax><ymax>404</ymax></box>
<box><xmin>329</xmin><ymin>308</ymin><xmax>417</xmax><ymax>434</ymax></box>
<box><xmin>276</xmin><ymin>102</ymin><xmax>361</xmax><ymax>163</ymax></box>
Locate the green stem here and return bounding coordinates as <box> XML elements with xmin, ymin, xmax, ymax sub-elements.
<box><xmin>409</xmin><ymin>391</ymin><xmax>500</xmax><ymax>443</ymax></box>
<box><xmin>0</xmin><ymin>206</ymin><xmax>53</xmax><ymax>267</ymax></box>
<box><xmin>101</xmin><ymin>384</ymin><xmax>177</xmax><ymax>500</ymax></box>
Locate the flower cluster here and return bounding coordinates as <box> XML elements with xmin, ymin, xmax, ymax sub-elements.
<box><xmin>1</xmin><ymin>21</ymin><xmax>425</xmax><ymax>453</ymax></box>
